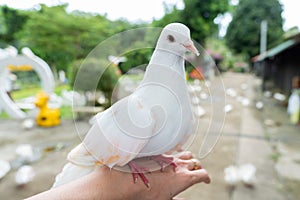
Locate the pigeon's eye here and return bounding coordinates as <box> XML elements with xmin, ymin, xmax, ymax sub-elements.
<box><xmin>167</xmin><ymin>35</ymin><xmax>175</xmax><ymax>42</ymax></box>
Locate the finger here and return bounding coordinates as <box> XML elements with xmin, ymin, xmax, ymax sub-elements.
<box><xmin>192</xmin><ymin>158</ymin><xmax>202</xmax><ymax>170</ymax></box>
<box><xmin>175</xmin><ymin>151</ymin><xmax>193</xmax><ymax>160</ymax></box>
<box><xmin>174</xmin><ymin>159</ymin><xmax>192</xmax><ymax>170</ymax></box>
<box><xmin>187</xmin><ymin>169</ymin><xmax>211</xmax><ymax>184</ymax></box>
<box><xmin>189</xmin><ymin>158</ymin><xmax>202</xmax><ymax>170</ymax></box>
<box><xmin>176</xmin><ymin>159</ymin><xmax>199</xmax><ymax>171</ymax></box>
<box><xmin>174</xmin><ymin>158</ymin><xmax>202</xmax><ymax>171</ymax></box>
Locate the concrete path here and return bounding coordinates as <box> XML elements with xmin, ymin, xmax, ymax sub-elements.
<box><xmin>179</xmin><ymin>72</ymin><xmax>299</xmax><ymax>200</ymax></box>
<box><xmin>231</xmin><ymin>75</ymin><xmax>285</xmax><ymax>200</ymax></box>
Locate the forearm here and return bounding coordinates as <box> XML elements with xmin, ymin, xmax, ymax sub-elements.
<box><xmin>25</xmin><ymin>167</ymin><xmax>137</xmax><ymax>200</ymax></box>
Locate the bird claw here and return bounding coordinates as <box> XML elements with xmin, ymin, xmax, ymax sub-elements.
<box><xmin>128</xmin><ymin>161</ymin><xmax>151</xmax><ymax>188</ymax></box>
<box><xmin>128</xmin><ymin>155</ymin><xmax>177</xmax><ymax>188</ymax></box>
<box><xmin>151</xmin><ymin>155</ymin><xmax>177</xmax><ymax>171</ymax></box>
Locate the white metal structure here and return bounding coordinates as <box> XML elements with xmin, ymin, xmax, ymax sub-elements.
<box><xmin>0</xmin><ymin>47</ymin><xmax>54</xmax><ymax>119</ymax></box>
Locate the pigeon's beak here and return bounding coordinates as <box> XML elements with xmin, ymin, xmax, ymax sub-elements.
<box><xmin>183</xmin><ymin>40</ymin><xmax>200</xmax><ymax>56</ymax></box>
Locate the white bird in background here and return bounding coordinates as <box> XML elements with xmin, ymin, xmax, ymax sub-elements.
<box><xmin>53</xmin><ymin>23</ymin><xmax>200</xmax><ymax>188</ymax></box>
<box><xmin>15</xmin><ymin>165</ymin><xmax>35</xmax><ymax>186</ymax></box>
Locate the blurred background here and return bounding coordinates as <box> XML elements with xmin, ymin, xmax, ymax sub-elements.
<box><xmin>0</xmin><ymin>0</ymin><xmax>299</xmax><ymax>199</ymax></box>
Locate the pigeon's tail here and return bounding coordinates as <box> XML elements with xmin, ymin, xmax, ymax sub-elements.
<box><xmin>52</xmin><ymin>143</ymin><xmax>97</xmax><ymax>188</ymax></box>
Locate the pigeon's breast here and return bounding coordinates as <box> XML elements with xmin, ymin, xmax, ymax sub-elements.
<box><xmin>134</xmin><ymin>80</ymin><xmax>194</xmax><ymax>157</ymax></box>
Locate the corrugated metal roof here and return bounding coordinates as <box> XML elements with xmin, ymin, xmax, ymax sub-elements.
<box><xmin>255</xmin><ymin>39</ymin><xmax>298</xmax><ymax>62</ymax></box>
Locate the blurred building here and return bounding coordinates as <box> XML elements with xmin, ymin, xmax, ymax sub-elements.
<box><xmin>252</xmin><ymin>32</ymin><xmax>300</xmax><ymax>95</ymax></box>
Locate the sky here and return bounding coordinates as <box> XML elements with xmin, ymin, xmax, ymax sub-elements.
<box><xmin>0</xmin><ymin>0</ymin><xmax>299</xmax><ymax>31</ymax></box>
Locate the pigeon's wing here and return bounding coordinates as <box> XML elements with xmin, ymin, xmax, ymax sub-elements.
<box><xmin>53</xmin><ymin>94</ymin><xmax>157</xmax><ymax>188</ymax></box>
<box><xmin>70</xmin><ymin>94</ymin><xmax>157</xmax><ymax>168</ymax></box>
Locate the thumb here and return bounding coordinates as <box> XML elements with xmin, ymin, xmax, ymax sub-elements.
<box><xmin>188</xmin><ymin>168</ymin><xmax>211</xmax><ymax>185</ymax></box>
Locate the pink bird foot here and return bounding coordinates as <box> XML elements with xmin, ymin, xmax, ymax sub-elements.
<box><xmin>128</xmin><ymin>155</ymin><xmax>177</xmax><ymax>188</ymax></box>
<box><xmin>151</xmin><ymin>155</ymin><xmax>177</xmax><ymax>171</ymax></box>
<box><xmin>128</xmin><ymin>161</ymin><xmax>151</xmax><ymax>188</ymax></box>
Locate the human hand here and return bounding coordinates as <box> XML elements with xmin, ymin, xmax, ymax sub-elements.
<box><xmin>88</xmin><ymin>151</ymin><xmax>210</xmax><ymax>200</ymax></box>
<box><xmin>127</xmin><ymin>151</ymin><xmax>211</xmax><ymax>200</ymax></box>
<box><xmin>26</xmin><ymin>151</ymin><xmax>210</xmax><ymax>200</ymax></box>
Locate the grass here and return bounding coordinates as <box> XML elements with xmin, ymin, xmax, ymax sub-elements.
<box><xmin>0</xmin><ymin>111</ymin><xmax>10</xmax><ymax>119</ymax></box>
<box><xmin>1</xmin><ymin>84</ymin><xmax>73</xmax><ymax>119</ymax></box>
<box><xmin>59</xmin><ymin>105</ymin><xmax>74</xmax><ymax>119</ymax></box>
<box><xmin>0</xmin><ymin>105</ymin><xmax>74</xmax><ymax>120</ymax></box>
<box><xmin>54</xmin><ymin>84</ymin><xmax>71</xmax><ymax>95</ymax></box>
<box><xmin>270</xmin><ymin>152</ymin><xmax>281</xmax><ymax>162</ymax></box>
<box><xmin>11</xmin><ymin>84</ymin><xmax>71</xmax><ymax>100</ymax></box>
<box><xmin>11</xmin><ymin>85</ymin><xmax>42</xmax><ymax>100</ymax></box>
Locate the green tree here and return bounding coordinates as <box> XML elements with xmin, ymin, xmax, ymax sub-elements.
<box><xmin>17</xmin><ymin>4</ymin><xmax>132</xmax><ymax>73</ymax></box>
<box><xmin>119</xmin><ymin>48</ymin><xmax>153</xmax><ymax>73</ymax></box>
<box><xmin>0</xmin><ymin>6</ymin><xmax>27</xmax><ymax>47</ymax></box>
<box><xmin>181</xmin><ymin>0</ymin><xmax>229</xmax><ymax>44</ymax></box>
<box><xmin>117</xmin><ymin>27</ymin><xmax>158</xmax><ymax>73</ymax></box>
<box><xmin>69</xmin><ymin>58</ymin><xmax>119</xmax><ymax>108</ymax></box>
<box><xmin>154</xmin><ymin>0</ymin><xmax>229</xmax><ymax>44</ymax></box>
<box><xmin>17</xmin><ymin>4</ymin><xmax>112</xmax><ymax>72</ymax></box>
<box><xmin>152</xmin><ymin>5</ymin><xmax>181</xmax><ymax>27</ymax></box>
<box><xmin>225</xmin><ymin>0</ymin><xmax>284</xmax><ymax>58</ymax></box>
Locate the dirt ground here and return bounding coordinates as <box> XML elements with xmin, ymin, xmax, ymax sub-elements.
<box><xmin>0</xmin><ymin>72</ymin><xmax>299</xmax><ymax>200</ymax></box>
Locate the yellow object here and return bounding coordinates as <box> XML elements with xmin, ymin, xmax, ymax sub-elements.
<box><xmin>34</xmin><ymin>92</ymin><xmax>60</xmax><ymax>127</ymax></box>
<box><xmin>7</xmin><ymin>64</ymin><xmax>33</xmax><ymax>71</ymax></box>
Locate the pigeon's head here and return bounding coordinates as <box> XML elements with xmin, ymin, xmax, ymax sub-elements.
<box><xmin>156</xmin><ymin>23</ymin><xmax>199</xmax><ymax>56</ymax></box>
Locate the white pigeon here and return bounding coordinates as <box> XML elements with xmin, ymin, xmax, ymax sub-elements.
<box><xmin>52</xmin><ymin>23</ymin><xmax>200</xmax><ymax>188</ymax></box>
